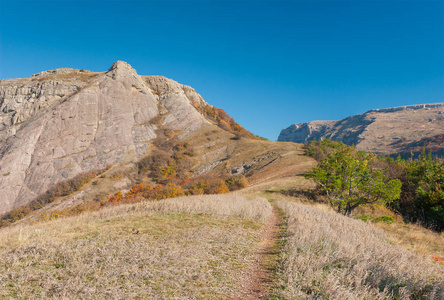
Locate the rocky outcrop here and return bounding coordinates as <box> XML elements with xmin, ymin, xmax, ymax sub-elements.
<box><xmin>279</xmin><ymin>103</ymin><xmax>444</xmax><ymax>155</ymax></box>
<box><xmin>143</xmin><ymin>75</ymin><xmax>207</xmax><ymax>132</ymax></box>
<box><xmin>0</xmin><ymin>68</ymin><xmax>97</xmax><ymax>141</ymax></box>
<box><xmin>278</xmin><ymin>121</ymin><xmax>334</xmax><ymax>144</ymax></box>
<box><xmin>0</xmin><ymin>61</ymin><xmax>210</xmax><ymax>215</ymax></box>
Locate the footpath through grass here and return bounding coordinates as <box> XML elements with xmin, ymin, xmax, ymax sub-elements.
<box><xmin>268</xmin><ymin>199</ymin><xmax>444</xmax><ymax>299</ymax></box>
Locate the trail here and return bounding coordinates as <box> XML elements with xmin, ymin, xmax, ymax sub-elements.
<box><xmin>233</xmin><ymin>205</ymin><xmax>282</xmax><ymax>299</ymax></box>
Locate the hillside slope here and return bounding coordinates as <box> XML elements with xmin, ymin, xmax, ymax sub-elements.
<box><xmin>278</xmin><ymin>103</ymin><xmax>444</xmax><ymax>156</ymax></box>
<box><xmin>9</xmin><ymin>129</ymin><xmax>314</xmax><ymax>225</ymax></box>
<box><xmin>0</xmin><ymin>61</ymin><xmax>264</xmax><ymax>216</ymax></box>
<box><xmin>0</xmin><ymin>61</ymin><xmax>215</xmax><ymax>215</ymax></box>
<box><xmin>0</xmin><ymin>61</ymin><xmax>305</xmax><ymax>218</ymax></box>
<box><xmin>2</xmin><ymin>189</ymin><xmax>443</xmax><ymax>299</ymax></box>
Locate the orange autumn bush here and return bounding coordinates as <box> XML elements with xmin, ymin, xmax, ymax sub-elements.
<box><xmin>432</xmin><ymin>256</ymin><xmax>444</xmax><ymax>264</ymax></box>
<box><xmin>185</xmin><ymin>175</ymin><xmax>232</xmax><ymax>195</ymax></box>
<box><xmin>154</xmin><ymin>183</ymin><xmax>185</xmax><ymax>199</ymax></box>
<box><xmin>192</xmin><ymin>103</ymin><xmax>258</xmax><ymax>139</ymax></box>
<box><xmin>107</xmin><ymin>191</ymin><xmax>123</xmax><ymax>203</ymax></box>
<box><xmin>103</xmin><ymin>173</ymin><xmax>247</xmax><ymax>208</ymax></box>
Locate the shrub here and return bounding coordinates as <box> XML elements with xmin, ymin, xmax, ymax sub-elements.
<box><xmin>196</xmin><ymin>103</ymin><xmax>258</xmax><ymax>139</ymax></box>
<box><xmin>125</xmin><ymin>183</ymin><xmax>145</xmax><ymax>196</ymax></box>
<box><xmin>225</xmin><ymin>176</ymin><xmax>248</xmax><ymax>191</ymax></box>
<box><xmin>154</xmin><ymin>183</ymin><xmax>185</xmax><ymax>199</ymax></box>
<box><xmin>187</xmin><ymin>180</ymin><xmax>208</xmax><ymax>195</ymax></box>
<box><xmin>107</xmin><ymin>191</ymin><xmax>123</xmax><ymax>203</ymax></box>
<box><xmin>218</xmin><ymin>119</ymin><xmax>231</xmax><ymax>131</ymax></box>
<box><xmin>208</xmin><ymin>180</ymin><xmax>230</xmax><ymax>194</ymax></box>
<box><xmin>395</xmin><ymin>154</ymin><xmax>444</xmax><ymax>230</ymax></box>
<box><xmin>355</xmin><ymin>214</ymin><xmax>394</xmax><ymax>224</ymax></box>
<box><xmin>141</xmin><ymin>184</ymin><xmax>162</xmax><ymax>199</ymax></box>
<box><xmin>110</xmin><ymin>172</ymin><xmax>124</xmax><ymax>180</ymax></box>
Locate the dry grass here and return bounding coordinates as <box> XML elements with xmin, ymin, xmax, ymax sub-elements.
<box><xmin>271</xmin><ymin>200</ymin><xmax>444</xmax><ymax>299</ymax></box>
<box><xmin>0</xmin><ymin>195</ymin><xmax>271</xmax><ymax>299</ymax></box>
<box><xmin>135</xmin><ymin>194</ymin><xmax>272</xmax><ymax>223</ymax></box>
<box><xmin>181</xmin><ymin>125</ymin><xmax>315</xmax><ymax>187</ymax></box>
<box><xmin>269</xmin><ymin>182</ymin><xmax>444</xmax><ymax>260</ymax></box>
<box><xmin>36</xmin><ymin>72</ymin><xmax>101</xmax><ymax>83</ymax></box>
<box><xmin>375</xmin><ymin>222</ymin><xmax>444</xmax><ymax>258</ymax></box>
<box><xmin>352</xmin><ymin>203</ymin><xmax>444</xmax><ymax>258</ymax></box>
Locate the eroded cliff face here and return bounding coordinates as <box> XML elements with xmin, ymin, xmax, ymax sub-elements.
<box><xmin>0</xmin><ymin>61</ymin><xmax>209</xmax><ymax>214</ymax></box>
<box><xmin>278</xmin><ymin>103</ymin><xmax>444</xmax><ymax>155</ymax></box>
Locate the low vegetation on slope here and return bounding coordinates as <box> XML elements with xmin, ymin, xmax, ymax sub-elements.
<box><xmin>0</xmin><ymin>195</ymin><xmax>271</xmax><ymax>299</ymax></box>
<box><xmin>397</xmin><ymin>133</ymin><xmax>444</xmax><ymax>159</ymax></box>
<box><xmin>0</xmin><ymin>168</ymin><xmax>109</xmax><ymax>227</ymax></box>
<box><xmin>271</xmin><ymin>200</ymin><xmax>444</xmax><ymax>299</ymax></box>
<box><xmin>0</xmin><ymin>126</ymin><xmax>250</xmax><ymax>227</ymax></box>
<box><xmin>193</xmin><ymin>102</ymin><xmax>258</xmax><ymax>139</ymax></box>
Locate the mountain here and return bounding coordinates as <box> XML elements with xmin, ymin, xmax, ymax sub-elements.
<box><xmin>0</xmin><ymin>61</ymin><xmax>309</xmax><ymax>217</ymax></box>
<box><xmin>278</xmin><ymin>103</ymin><xmax>444</xmax><ymax>156</ymax></box>
<box><xmin>0</xmin><ymin>61</ymin><xmax>209</xmax><ymax>215</ymax></box>
<box><xmin>1</xmin><ymin>64</ymin><xmax>442</xmax><ymax>300</ymax></box>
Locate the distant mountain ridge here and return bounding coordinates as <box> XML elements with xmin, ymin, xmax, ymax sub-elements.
<box><xmin>278</xmin><ymin>103</ymin><xmax>444</xmax><ymax>156</ymax></box>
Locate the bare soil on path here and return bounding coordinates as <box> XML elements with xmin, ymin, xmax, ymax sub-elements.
<box><xmin>232</xmin><ymin>206</ymin><xmax>282</xmax><ymax>299</ymax></box>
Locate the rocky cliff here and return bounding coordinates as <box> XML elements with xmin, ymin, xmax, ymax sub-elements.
<box><xmin>278</xmin><ymin>103</ymin><xmax>444</xmax><ymax>155</ymax></box>
<box><xmin>0</xmin><ymin>61</ymin><xmax>210</xmax><ymax>215</ymax></box>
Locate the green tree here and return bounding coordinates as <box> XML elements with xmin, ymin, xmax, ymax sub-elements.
<box><xmin>403</xmin><ymin>155</ymin><xmax>444</xmax><ymax>229</ymax></box>
<box><xmin>306</xmin><ymin>146</ymin><xmax>402</xmax><ymax>215</ymax></box>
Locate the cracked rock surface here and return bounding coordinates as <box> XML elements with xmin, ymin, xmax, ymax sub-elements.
<box><xmin>0</xmin><ymin>61</ymin><xmax>209</xmax><ymax>214</ymax></box>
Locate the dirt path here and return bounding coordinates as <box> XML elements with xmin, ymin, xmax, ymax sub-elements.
<box><xmin>233</xmin><ymin>206</ymin><xmax>282</xmax><ymax>299</ymax></box>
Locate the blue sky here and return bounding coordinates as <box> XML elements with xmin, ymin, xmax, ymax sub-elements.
<box><xmin>1</xmin><ymin>0</ymin><xmax>443</xmax><ymax>140</ymax></box>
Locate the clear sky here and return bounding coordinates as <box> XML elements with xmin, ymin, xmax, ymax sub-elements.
<box><xmin>1</xmin><ymin>0</ymin><xmax>443</xmax><ymax>140</ymax></box>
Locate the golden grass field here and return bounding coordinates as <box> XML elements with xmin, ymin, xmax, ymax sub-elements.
<box><xmin>270</xmin><ymin>200</ymin><xmax>444</xmax><ymax>299</ymax></box>
<box><xmin>0</xmin><ymin>195</ymin><xmax>271</xmax><ymax>299</ymax></box>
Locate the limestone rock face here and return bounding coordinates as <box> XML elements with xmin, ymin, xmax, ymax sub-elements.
<box><xmin>143</xmin><ymin>75</ymin><xmax>208</xmax><ymax>132</ymax></box>
<box><xmin>0</xmin><ymin>68</ymin><xmax>96</xmax><ymax>140</ymax></box>
<box><xmin>0</xmin><ymin>61</ymin><xmax>209</xmax><ymax>215</ymax></box>
<box><xmin>278</xmin><ymin>103</ymin><xmax>444</xmax><ymax>155</ymax></box>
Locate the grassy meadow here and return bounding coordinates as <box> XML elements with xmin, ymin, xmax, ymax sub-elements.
<box><xmin>1</xmin><ymin>155</ymin><xmax>444</xmax><ymax>299</ymax></box>
<box><xmin>270</xmin><ymin>200</ymin><xmax>444</xmax><ymax>299</ymax></box>
<box><xmin>0</xmin><ymin>195</ymin><xmax>271</xmax><ymax>299</ymax></box>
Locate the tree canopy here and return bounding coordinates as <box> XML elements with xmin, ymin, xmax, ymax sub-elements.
<box><xmin>306</xmin><ymin>140</ymin><xmax>401</xmax><ymax>215</ymax></box>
